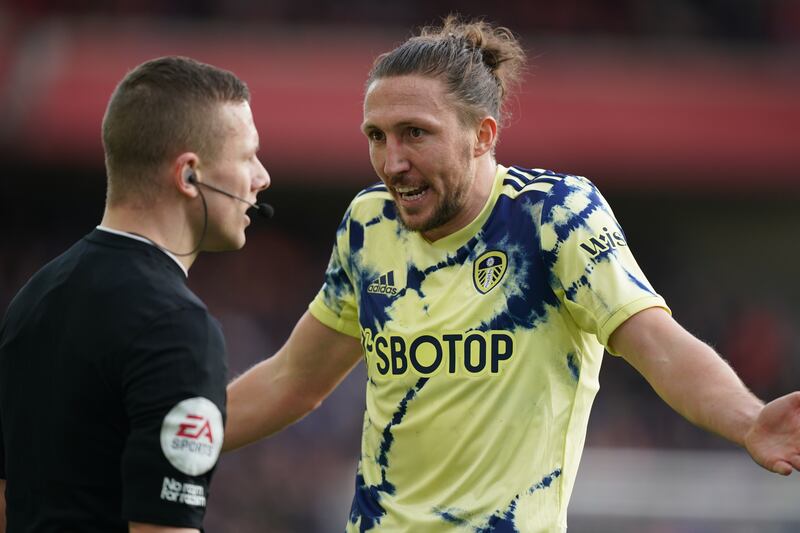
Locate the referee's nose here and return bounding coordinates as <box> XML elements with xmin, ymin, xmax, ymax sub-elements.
<box><xmin>253</xmin><ymin>157</ymin><xmax>270</xmax><ymax>193</ymax></box>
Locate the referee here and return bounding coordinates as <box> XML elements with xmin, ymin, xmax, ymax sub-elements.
<box><xmin>0</xmin><ymin>56</ymin><xmax>269</xmax><ymax>532</ymax></box>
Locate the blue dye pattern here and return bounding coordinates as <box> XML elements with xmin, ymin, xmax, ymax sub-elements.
<box><xmin>361</xmin><ymin>261</ymin><xmax>410</xmax><ymax>332</ymax></box>
<box><xmin>362</xmin><ymin>236</ymin><xmax>481</xmax><ymax>331</ymax></box>
<box><xmin>553</xmin><ymin>196</ymin><xmax>600</xmax><ymax>244</ymax></box>
<box><xmin>477</xmin><ymin>193</ymin><xmax>560</xmax><ymax>332</ymax></box>
<box><xmin>378</xmin><ymin>378</ymin><xmax>428</xmax><ymax>466</ymax></box>
<box><xmin>567</xmin><ymin>353</ymin><xmax>580</xmax><ymax>381</ymax></box>
<box><xmin>564</xmin><ymin>239</ymin><xmax>650</xmax><ymax>303</ymax></box>
<box><xmin>350</xmin><ymin>378</ymin><xmax>429</xmax><ymax>531</ymax></box>
<box><xmin>365</xmin><ymin>215</ymin><xmax>383</xmax><ymax>227</ymax></box>
<box><xmin>403</xmin><ymin>264</ymin><xmax>426</xmax><ymax>299</ymax></box>
<box><xmin>325</xmin><ymin>262</ymin><xmax>354</xmax><ymax>304</ymax></box>
<box><xmin>540</xmin><ymin>176</ymin><xmax>611</xmax><ymax>251</ymax></box>
<box><xmin>478</xmin><ymin>468</ymin><xmax>562</xmax><ymax>532</ymax></box>
<box><xmin>539</xmin><ymin>247</ymin><xmax>558</xmax><ymax>274</ymax></box>
<box><xmin>434</xmin><ymin>467</ymin><xmax>561</xmax><ymax>532</ymax></box>
<box><xmin>350</xmin><ymin>473</ymin><xmax>391</xmax><ymax>532</ymax></box>
<box><xmin>476</xmin><ymin>502</ymin><xmax>519</xmax><ymax>533</ymax></box>
<box><xmin>350</xmin><ymin>219</ymin><xmax>365</xmax><ymax>255</ymax></box>
<box><xmin>360</xmin><ymin>196</ymin><xmax>398</xmax><ymax>227</ymax></box>
<box><xmin>434</xmin><ymin>508</ymin><xmax>471</xmax><ymax>526</ymax></box>
<box><xmin>624</xmin><ymin>267</ymin><xmax>656</xmax><ymax>296</ymax></box>
<box><xmin>382</xmin><ymin>200</ymin><xmax>397</xmax><ymax>220</ymax></box>
<box><xmin>423</xmin><ymin>238</ymin><xmax>479</xmax><ymax>276</ymax></box>
<box><xmin>526</xmin><ymin>468</ymin><xmax>562</xmax><ymax>495</ymax></box>
<box><xmin>564</xmin><ymin>274</ymin><xmax>590</xmax><ymax>302</ymax></box>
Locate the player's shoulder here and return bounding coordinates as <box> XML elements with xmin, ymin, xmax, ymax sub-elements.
<box><xmin>341</xmin><ymin>182</ymin><xmax>395</xmax><ymax>224</ymax></box>
<box><xmin>501</xmin><ymin>165</ymin><xmax>598</xmax><ymax>201</ymax></box>
<box><xmin>352</xmin><ymin>182</ymin><xmax>392</xmax><ymax>204</ymax></box>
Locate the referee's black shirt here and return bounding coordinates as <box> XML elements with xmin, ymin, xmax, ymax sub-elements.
<box><xmin>0</xmin><ymin>229</ymin><xmax>228</xmax><ymax>531</ymax></box>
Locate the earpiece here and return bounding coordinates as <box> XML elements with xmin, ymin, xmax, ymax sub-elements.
<box><xmin>185</xmin><ymin>170</ymin><xmax>197</xmax><ymax>184</ymax></box>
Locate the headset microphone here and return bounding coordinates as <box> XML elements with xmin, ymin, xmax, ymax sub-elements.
<box><xmin>130</xmin><ymin>171</ymin><xmax>272</xmax><ymax>258</ymax></box>
<box><xmin>186</xmin><ymin>172</ymin><xmax>274</xmax><ymax>219</ymax></box>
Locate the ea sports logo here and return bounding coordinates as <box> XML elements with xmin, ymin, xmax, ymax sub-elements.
<box><xmin>177</xmin><ymin>414</ymin><xmax>214</xmax><ymax>443</ymax></box>
<box><xmin>160</xmin><ymin>397</ymin><xmax>223</xmax><ymax>476</ymax></box>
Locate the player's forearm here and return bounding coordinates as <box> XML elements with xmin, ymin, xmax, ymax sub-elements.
<box><xmin>223</xmin><ymin>312</ymin><xmax>362</xmax><ymax>452</ymax></box>
<box><xmin>642</xmin><ymin>337</ymin><xmax>762</xmax><ymax>446</ymax></box>
<box><xmin>614</xmin><ymin>308</ymin><xmax>763</xmax><ymax>447</ymax></box>
<box><xmin>224</xmin><ymin>355</ymin><xmax>321</xmax><ymax>452</ymax></box>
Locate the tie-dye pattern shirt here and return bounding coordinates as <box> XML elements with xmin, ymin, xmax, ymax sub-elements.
<box><xmin>309</xmin><ymin>165</ymin><xmax>668</xmax><ymax>532</ymax></box>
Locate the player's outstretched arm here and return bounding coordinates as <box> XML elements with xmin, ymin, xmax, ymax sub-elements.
<box><xmin>223</xmin><ymin>311</ymin><xmax>362</xmax><ymax>452</ymax></box>
<box><xmin>610</xmin><ymin>307</ymin><xmax>800</xmax><ymax>475</ymax></box>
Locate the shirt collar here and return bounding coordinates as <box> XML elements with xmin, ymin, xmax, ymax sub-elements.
<box><xmin>95</xmin><ymin>225</ymin><xmax>189</xmax><ymax>278</ymax></box>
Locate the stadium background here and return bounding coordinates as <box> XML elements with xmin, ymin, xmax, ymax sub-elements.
<box><xmin>1</xmin><ymin>1</ymin><xmax>799</xmax><ymax>531</ymax></box>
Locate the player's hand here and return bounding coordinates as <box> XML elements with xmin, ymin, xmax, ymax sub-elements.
<box><xmin>744</xmin><ymin>391</ymin><xmax>800</xmax><ymax>475</ymax></box>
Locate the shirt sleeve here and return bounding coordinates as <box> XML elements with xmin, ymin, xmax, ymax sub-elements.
<box><xmin>309</xmin><ymin>206</ymin><xmax>361</xmax><ymax>338</ymax></box>
<box><xmin>120</xmin><ymin>307</ymin><xmax>227</xmax><ymax>528</ymax></box>
<box><xmin>540</xmin><ymin>175</ymin><xmax>670</xmax><ymax>352</ymax></box>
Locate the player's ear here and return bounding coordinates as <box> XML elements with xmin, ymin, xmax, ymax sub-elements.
<box><xmin>173</xmin><ymin>153</ymin><xmax>200</xmax><ymax>199</ymax></box>
<box><xmin>473</xmin><ymin>116</ymin><xmax>497</xmax><ymax>157</ymax></box>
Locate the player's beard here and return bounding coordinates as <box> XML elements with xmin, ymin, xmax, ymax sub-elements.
<box><xmin>395</xmin><ymin>146</ymin><xmax>474</xmax><ymax>235</ymax></box>
<box><xmin>397</xmin><ymin>182</ymin><xmax>469</xmax><ymax>234</ymax></box>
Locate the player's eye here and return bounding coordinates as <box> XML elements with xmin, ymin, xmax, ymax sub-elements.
<box><xmin>408</xmin><ymin>127</ymin><xmax>424</xmax><ymax>139</ymax></box>
<box><xmin>367</xmin><ymin>130</ymin><xmax>385</xmax><ymax>142</ymax></box>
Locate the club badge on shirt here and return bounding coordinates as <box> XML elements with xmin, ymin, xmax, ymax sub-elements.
<box><xmin>473</xmin><ymin>250</ymin><xmax>508</xmax><ymax>294</ymax></box>
<box><xmin>160</xmin><ymin>397</ymin><xmax>223</xmax><ymax>475</ymax></box>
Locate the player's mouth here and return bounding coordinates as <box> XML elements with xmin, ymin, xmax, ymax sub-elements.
<box><xmin>395</xmin><ymin>185</ymin><xmax>429</xmax><ymax>203</ymax></box>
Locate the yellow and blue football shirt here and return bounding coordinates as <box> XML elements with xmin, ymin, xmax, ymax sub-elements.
<box><xmin>309</xmin><ymin>165</ymin><xmax>668</xmax><ymax>532</ymax></box>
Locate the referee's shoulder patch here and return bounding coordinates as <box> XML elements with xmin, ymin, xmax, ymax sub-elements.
<box><xmin>160</xmin><ymin>397</ymin><xmax>223</xmax><ymax>476</ymax></box>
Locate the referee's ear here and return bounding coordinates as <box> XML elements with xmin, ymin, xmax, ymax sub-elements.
<box><xmin>173</xmin><ymin>152</ymin><xmax>201</xmax><ymax>199</ymax></box>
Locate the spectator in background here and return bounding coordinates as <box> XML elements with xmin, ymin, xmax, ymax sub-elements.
<box><xmin>0</xmin><ymin>56</ymin><xmax>269</xmax><ymax>532</ymax></box>
<box><xmin>225</xmin><ymin>15</ymin><xmax>800</xmax><ymax>533</ymax></box>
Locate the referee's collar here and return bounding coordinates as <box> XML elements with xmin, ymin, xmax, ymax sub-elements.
<box><xmin>95</xmin><ymin>226</ymin><xmax>189</xmax><ymax>278</ymax></box>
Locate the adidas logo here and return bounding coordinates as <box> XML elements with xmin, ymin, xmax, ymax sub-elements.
<box><xmin>367</xmin><ymin>271</ymin><xmax>398</xmax><ymax>295</ymax></box>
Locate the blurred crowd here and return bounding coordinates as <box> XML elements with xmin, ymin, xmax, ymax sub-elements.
<box><xmin>2</xmin><ymin>0</ymin><xmax>800</xmax><ymax>45</ymax></box>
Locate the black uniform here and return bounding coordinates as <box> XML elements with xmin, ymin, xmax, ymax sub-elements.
<box><xmin>0</xmin><ymin>228</ymin><xmax>227</xmax><ymax>531</ymax></box>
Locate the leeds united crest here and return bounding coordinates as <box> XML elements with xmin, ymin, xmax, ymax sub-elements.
<box><xmin>473</xmin><ymin>250</ymin><xmax>507</xmax><ymax>294</ymax></box>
